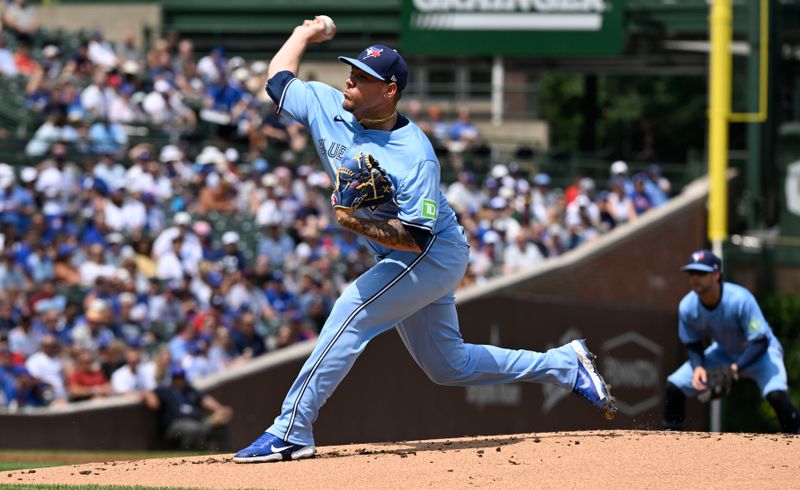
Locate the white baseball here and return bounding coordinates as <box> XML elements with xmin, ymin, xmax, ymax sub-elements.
<box><xmin>318</xmin><ymin>15</ymin><xmax>335</xmax><ymax>36</ymax></box>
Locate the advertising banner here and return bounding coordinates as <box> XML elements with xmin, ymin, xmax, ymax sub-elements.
<box><xmin>402</xmin><ymin>0</ymin><xmax>624</xmax><ymax>55</ymax></box>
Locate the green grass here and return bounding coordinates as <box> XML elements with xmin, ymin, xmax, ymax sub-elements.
<box><xmin>0</xmin><ymin>462</ymin><xmax>64</xmax><ymax>471</ymax></box>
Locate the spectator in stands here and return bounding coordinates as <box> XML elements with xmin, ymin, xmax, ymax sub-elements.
<box><xmin>26</xmin><ymin>112</ymin><xmax>76</xmax><ymax>157</ymax></box>
<box><xmin>609</xmin><ymin>160</ymin><xmax>634</xmax><ymax>196</ymax></box>
<box><xmin>0</xmin><ymin>345</ymin><xmax>16</xmax><ymax>407</ymax></box>
<box><xmin>88</xmin><ymin>117</ymin><xmax>128</xmax><ymax>156</ymax></box>
<box><xmin>62</xmin><ymin>41</ymin><xmax>92</xmax><ymax>80</ymax></box>
<box><xmin>67</xmin><ymin>349</ymin><xmax>112</xmax><ymax>402</ymax></box>
<box><xmin>87</xmin><ymin>30</ymin><xmax>119</xmax><ymax>70</ymax></box>
<box><xmin>230</xmin><ymin>311</ymin><xmax>266</xmax><ymax>359</ymax></box>
<box><xmin>52</xmin><ymin>243</ymin><xmax>80</xmax><ymax>285</ymax></box>
<box><xmin>152</xmin><ymin>211</ymin><xmax>202</xmax><ymax>264</ymax></box>
<box><xmin>218</xmin><ymin>231</ymin><xmax>245</xmax><ymax>272</ymax></box>
<box><xmin>446</xmin><ymin>170</ymin><xmax>481</xmax><ymax>215</ymax></box>
<box><xmin>81</xmin><ymin>69</ymin><xmax>116</xmax><ymax>120</ymax></box>
<box><xmin>4</xmin><ymin>366</ymin><xmax>51</xmax><ymax>409</ymax></box>
<box><xmin>275</xmin><ymin>310</ymin><xmax>317</xmax><ymax>349</ymax></box>
<box><xmin>181</xmin><ymin>336</ymin><xmax>217</xmax><ymax>382</ymax></box>
<box><xmin>71</xmin><ymin>298</ymin><xmax>115</xmax><ymax>352</ymax></box>
<box><xmin>530</xmin><ymin>173</ymin><xmax>556</xmax><ymax>225</ymax></box>
<box><xmin>110</xmin><ymin>347</ymin><xmax>156</xmax><ymax>395</ymax></box>
<box><xmin>196</xmin><ymin>171</ymin><xmax>238</xmax><ymax>214</ymax></box>
<box><xmin>595</xmin><ymin>191</ymin><xmax>616</xmax><ymax>232</ymax></box>
<box><xmin>606</xmin><ymin>177</ymin><xmax>637</xmax><ymax>225</ymax></box>
<box><xmin>115</xmin><ymin>291</ymin><xmax>147</xmax><ymax>347</ymax></box>
<box><xmin>631</xmin><ymin>173</ymin><xmax>654</xmax><ymax>216</ymax></box>
<box><xmin>157</xmin><ymin>236</ymin><xmax>187</xmax><ymax>283</ymax></box>
<box><xmin>644</xmin><ymin>164</ymin><xmax>671</xmax><ymax>207</ymax></box>
<box><xmin>116</xmin><ymin>31</ymin><xmax>144</xmax><ymax>66</ymax></box>
<box><xmin>419</xmin><ymin>104</ymin><xmax>449</xmax><ymax>150</ymax></box>
<box><xmin>79</xmin><ymin>243</ymin><xmax>115</xmax><ymax>287</ymax></box>
<box><xmin>447</xmin><ymin>106</ymin><xmax>480</xmax><ymax>151</ymax></box>
<box><xmin>142</xmin><ymin>365</ymin><xmax>233</xmax><ymax>450</ymax></box>
<box><xmin>0</xmin><ymin>36</ymin><xmax>18</xmax><ymax>77</ymax></box>
<box><xmin>40</xmin><ymin>45</ymin><xmax>62</xmax><ymax>82</ymax></box>
<box><xmin>565</xmin><ymin>195</ymin><xmax>601</xmax><ymax>249</ymax></box>
<box><xmin>502</xmin><ymin>227</ymin><xmax>545</xmax><ymax>275</ymax></box>
<box><xmin>93</xmin><ymin>151</ymin><xmax>127</xmax><ymax>191</ymax></box>
<box><xmin>197</xmin><ymin>47</ymin><xmax>226</xmax><ymax>84</ymax></box>
<box><xmin>12</xmin><ymin>39</ymin><xmax>37</xmax><ymax>77</ymax></box>
<box><xmin>23</xmin><ymin>334</ymin><xmax>67</xmax><ymax>404</ymax></box>
<box><xmin>2</xmin><ymin>0</ymin><xmax>39</xmax><ymax>42</ymax></box>
<box><xmin>37</xmin><ymin>142</ymin><xmax>81</xmax><ymax>203</ymax></box>
<box><xmin>8</xmin><ymin>309</ymin><xmax>39</xmax><ymax>358</ymax></box>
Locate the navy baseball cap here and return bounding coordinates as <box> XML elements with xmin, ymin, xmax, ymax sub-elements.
<box><xmin>339</xmin><ymin>45</ymin><xmax>407</xmax><ymax>91</ymax></box>
<box><xmin>681</xmin><ymin>250</ymin><xmax>722</xmax><ymax>273</ymax></box>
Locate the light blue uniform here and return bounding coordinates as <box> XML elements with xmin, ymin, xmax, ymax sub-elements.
<box><xmin>667</xmin><ymin>282</ymin><xmax>788</xmax><ymax>397</ymax></box>
<box><xmin>263</xmin><ymin>73</ymin><xmax>580</xmax><ymax>446</ymax></box>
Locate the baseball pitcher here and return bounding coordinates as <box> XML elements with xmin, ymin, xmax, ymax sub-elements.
<box><xmin>234</xmin><ymin>16</ymin><xmax>618</xmax><ymax>463</ymax></box>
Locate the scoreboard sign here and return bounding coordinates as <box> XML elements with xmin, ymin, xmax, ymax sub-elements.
<box><xmin>402</xmin><ymin>0</ymin><xmax>623</xmax><ymax>55</ymax></box>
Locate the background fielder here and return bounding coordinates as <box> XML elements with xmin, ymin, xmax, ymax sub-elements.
<box><xmin>233</xmin><ymin>16</ymin><xmax>617</xmax><ymax>463</ymax></box>
<box><xmin>663</xmin><ymin>250</ymin><xmax>800</xmax><ymax>433</ymax></box>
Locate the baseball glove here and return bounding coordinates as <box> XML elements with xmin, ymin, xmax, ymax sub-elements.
<box><xmin>697</xmin><ymin>366</ymin><xmax>737</xmax><ymax>403</ymax></box>
<box><xmin>331</xmin><ymin>152</ymin><xmax>394</xmax><ymax>211</ymax></box>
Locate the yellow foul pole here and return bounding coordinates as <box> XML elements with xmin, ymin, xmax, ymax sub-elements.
<box><xmin>708</xmin><ymin>0</ymin><xmax>732</xmax><ymax>245</ymax></box>
<box><xmin>708</xmin><ymin>0</ymin><xmax>734</xmax><ymax>434</ymax></box>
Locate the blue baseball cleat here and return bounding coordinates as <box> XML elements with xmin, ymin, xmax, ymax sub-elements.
<box><xmin>233</xmin><ymin>432</ymin><xmax>316</xmax><ymax>463</ymax></box>
<box><xmin>570</xmin><ymin>339</ymin><xmax>618</xmax><ymax>420</ymax></box>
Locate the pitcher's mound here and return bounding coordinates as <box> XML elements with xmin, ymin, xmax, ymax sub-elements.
<box><xmin>6</xmin><ymin>430</ymin><xmax>799</xmax><ymax>489</ymax></box>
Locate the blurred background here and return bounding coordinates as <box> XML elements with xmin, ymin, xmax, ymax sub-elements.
<box><xmin>0</xmin><ymin>0</ymin><xmax>799</xmax><ymax>452</ymax></box>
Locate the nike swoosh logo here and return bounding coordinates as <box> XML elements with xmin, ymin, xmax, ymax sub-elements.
<box><xmin>271</xmin><ymin>444</ymin><xmax>293</xmax><ymax>453</ymax></box>
<box><xmin>334</xmin><ymin>115</ymin><xmax>345</xmax><ymax>122</ymax></box>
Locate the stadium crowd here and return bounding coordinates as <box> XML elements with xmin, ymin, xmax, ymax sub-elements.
<box><xmin>0</xmin><ymin>11</ymin><xmax>672</xmax><ymax>410</ymax></box>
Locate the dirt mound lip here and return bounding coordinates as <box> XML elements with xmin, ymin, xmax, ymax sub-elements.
<box><xmin>5</xmin><ymin>430</ymin><xmax>799</xmax><ymax>489</ymax></box>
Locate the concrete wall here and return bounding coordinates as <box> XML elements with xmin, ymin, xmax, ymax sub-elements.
<box><xmin>38</xmin><ymin>4</ymin><xmax>161</xmax><ymax>47</ymax></box>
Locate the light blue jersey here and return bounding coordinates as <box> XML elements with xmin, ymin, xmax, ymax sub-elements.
<box><xmin>273</xmin><ymin>75</ymin><xmax>462</xmax><ymax>256</ymax></box>
<box><xmin>669</xmin><ymin>282</ymin><xmax>787</xmax><ymax>397</ymax></box>
<box><xmin>259</xmin><ymin>71</ymin><xmax>585</xmax><ymax>446</ymax></box>
<box><xmin>677</xmin><ymin>282</ymin><xmax>774</xmax><ymax>358</ymax></box>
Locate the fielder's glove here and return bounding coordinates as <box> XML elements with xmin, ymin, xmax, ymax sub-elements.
<box><xmin>697</xmin><ymin>366</ymin><xmax>737</xmax><ymax>403</ymax></box>
<box><xmin>331</xmin><ymin>152</ymin><xmax>394</xmax><ymax>211</ymax></box>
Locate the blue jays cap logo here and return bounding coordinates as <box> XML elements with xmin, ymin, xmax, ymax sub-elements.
<box><xmin>363</xmin><ymin>47</ymin><xmax>383</xmax><ymax>59</ymax></box>
<box><xmin>681</xmin><ymin>249</ymin><xmax>721</xmax><ymax>272</ymax></box>
<box><xmin>691</xmin><ymin>251</ymin><xmax>706</xmax><ymax>262</ymax></box>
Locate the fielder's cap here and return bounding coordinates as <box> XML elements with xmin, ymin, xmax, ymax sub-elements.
<box><xmin>338</xmin><ymin>45</ymin><xmax>407</xmax><ymax>91</ymax></box>
<box><xmin>681</xmin><ymin>249</ymin><xmax>722</xmax><ymax>273</ymax></box>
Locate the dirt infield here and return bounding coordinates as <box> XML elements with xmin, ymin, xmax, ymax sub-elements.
<box><xmin>4</xmin><ymin>430</ymin><xmax>799</xmax><ymax>489</ymax></box>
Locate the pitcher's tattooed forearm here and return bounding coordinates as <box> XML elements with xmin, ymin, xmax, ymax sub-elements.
<box><xmin>336</xmin><ymin>213</ymin><xmax>421</xmax><ymax>252</ymax></box>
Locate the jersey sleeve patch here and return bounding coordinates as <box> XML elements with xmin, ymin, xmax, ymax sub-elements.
<box><xmin>421</xmin><ymin>199</ymin><xmax>437</xmax><ymax>219</ymax></box>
